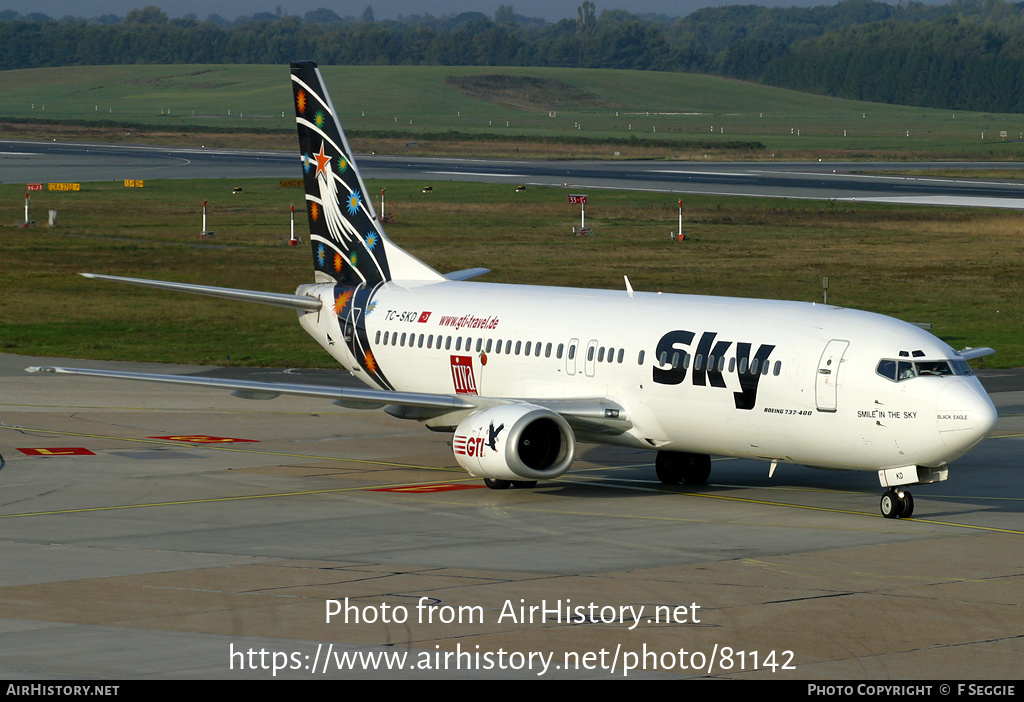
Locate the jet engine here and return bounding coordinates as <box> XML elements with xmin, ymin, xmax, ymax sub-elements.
<box><xmin>452</xmin><ymin>404</ymin><xmax>576</xmax><ymax>482</ymax></box>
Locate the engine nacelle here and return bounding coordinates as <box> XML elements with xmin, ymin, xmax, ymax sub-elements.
<box><xmin>452</xmin><ymin>404</ymin><xmax>576</xmax><ymax>482</ymax></box>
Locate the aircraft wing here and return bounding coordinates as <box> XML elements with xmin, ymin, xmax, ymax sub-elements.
<box><xmin>958</xmin><ymin>347</ymin><xmax>996</xmax><ymax>361</ymax></box>
<box><xmin>80</xmin><ymin>274</ymin><xmax>322</xmax><ymax>311</ymax></box>
<box><xmin>24</xmin><ymin>366</ymin><xmax>632</xmax><ymax>433</ymax></box>
<box><xmin>26</xmin><ymin>365</ymin><xmax>475</xmax><ymax>412</ymax></box>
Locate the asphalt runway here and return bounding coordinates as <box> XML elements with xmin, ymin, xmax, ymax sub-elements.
<box><xmin>6</xmin><ymin>139</ymin><xmax>1024</xmax><ymax>208</ymax></box>
<box><xmin>1</xmin><ymin>353</ymin><xmax>1022</xmax><ymax>679</ymax></box>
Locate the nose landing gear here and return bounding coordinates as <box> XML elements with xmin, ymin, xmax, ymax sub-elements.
<box><xmin>880</xmin><ymin>488</ymin><xmax>915</xmax><ymax>519</ymax></box>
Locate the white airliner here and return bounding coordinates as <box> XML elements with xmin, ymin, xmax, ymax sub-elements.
<box><xmin>29</xmin><ymin>61</ymin><xmax>998</xmax><ymax>519</ymax></box>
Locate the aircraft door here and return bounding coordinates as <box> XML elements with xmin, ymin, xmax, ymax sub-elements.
<box><xmin>815</xmin><ymin>339</ymin><xmax>849</xmax><ymax>412</ymax></box>
<box><xmin>566</xmin><ymin>338</ymin><xmax>579</xmax><ymax>376</ymax></box>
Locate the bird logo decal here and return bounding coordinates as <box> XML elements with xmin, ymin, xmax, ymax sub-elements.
<box><xmin>487</xmin><ymin>421</ymin><xmax>505</xmax><ymax>452</ymax></box>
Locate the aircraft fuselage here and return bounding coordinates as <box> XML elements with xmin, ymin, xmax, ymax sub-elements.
<box><xmin>297</xmin><ymin>279</ymin><xmax>997</xmax><ymax>476</ymax></box>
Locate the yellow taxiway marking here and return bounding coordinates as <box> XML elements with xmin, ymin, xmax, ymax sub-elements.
<box><xmin>4</xmin><ymin>426</ymin><xmax>1020</xmax><ymax>535</ymax></box>
<box><xmin>568</xmin><ymin>478</ymin><xmax>1024</xmax><ymax>535</ymax></box>
<box><xmin>5</xmin><ymin>473</ymin><xmax>1020</xmax><ymax>537</ymax></box>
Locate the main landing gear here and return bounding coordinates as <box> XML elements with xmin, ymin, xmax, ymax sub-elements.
<box><xmin>880</xmin><ymin>488</ymin><xmax>915</xmax><ymax>519</ymax></box>
<box><xmin>655</xmin><ymin>451</ymin><xmax>712</xmax><ymax>485</ymax></box>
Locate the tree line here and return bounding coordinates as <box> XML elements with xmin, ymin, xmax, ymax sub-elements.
<box><xmin>4</xmin><ymin>1</ymin><xmax>1024</xmax><ymax>113</ymax></box>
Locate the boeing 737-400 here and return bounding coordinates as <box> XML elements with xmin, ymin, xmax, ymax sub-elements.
<box><xmin>28</xmin><ymin>61</ymin><xmax>999</xmax><ymax>519</ymax></box>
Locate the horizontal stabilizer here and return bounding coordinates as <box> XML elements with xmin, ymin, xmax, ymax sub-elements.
<box><xmin>81</xmin><ymin>273</ymin><xmax>322</xmax><ymax>311</ymax></box>
<box><xmin>444</xmin><ymin>268</ymin><xmax>491</xmax><ymax>281</ymax></box>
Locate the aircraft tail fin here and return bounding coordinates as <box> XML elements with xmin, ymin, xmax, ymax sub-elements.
<box><xmin>290</xmin><ymin>61</ymin><xmax>443</xmax><ymax>285</ymax></box>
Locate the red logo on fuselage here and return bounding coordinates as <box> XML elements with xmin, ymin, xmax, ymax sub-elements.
<box><xmin>450</xmin><ymin>355</ymin><xmax>478</xmax><ymax>395</ymax></box>
<box><xmin>418</xmin><ymin>311</ymin><xmax>431</xmax><ymax>323</ymax></box>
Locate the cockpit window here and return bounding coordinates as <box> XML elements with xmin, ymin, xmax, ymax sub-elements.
<box><xmin>877</xmin><ymin>359</ymin><xmax>896</xmax><ymax>380</ymax></box>
<box><xmin>876</xmin><ymin>358</ymin><xmax>973</xmax><ymax>382</ymax></box>
<box><xmin>916</xmin><ymin>361</ymin><xmax>953</xmax><ymax>376</ymax></box>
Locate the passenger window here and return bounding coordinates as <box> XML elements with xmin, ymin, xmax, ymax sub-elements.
<box><xmin>587</xmin><ymin>346</ymin><xmax>595</xmax><ymax>361</ymax></box>
<box><xmin>515</xmin><ymin>341</ymin><xmax>522</xmax><ymax>355</ymax></box>
<box><xmin>545</xmin><ymin>343</ymin><xmax>552</xmax><ymax>358</ymax></box>
<box><xmin>638</xmin><ymin>350</ymin><xmax>645</xmax><ymax>365</ymax></box>
<box><xmin>569</xmin><ymin>344</ymin><xmax>576</xmax><ymax>360</ymax></box>
<box><xmin>400</xmin><ymin>332</ymin><xmax>407</xmax><ymax>346</ymax></box>
<box><xmin>598</xmin><ymin>347</ymin><xmax>605</xmax><ymax>363</ymax></box>
<box><xmin>445</xmin><ymin>336</ymin><xmax>452</xmax><ymax>350</ymax></box>
<box><xmin>773</xmin><ymin>361</ymin><xmax>781</xmax><ymax>376</ymax></box>
<box><xmin>557</xmin><ymin>343</ymin><xmax>564</xmax><ymax>359</ymax></box>
<box><xmin>375</xmin><ymin>331</ymin><xmax>381</xmax><ymax>344</ymax></box>
<box><xmin>525</xmin><ymin>341</ymin><xmax>532</xmax><ymax>356</ymax></box>
<box><xmin>617</xmin><ymin>348</ymin><xmax>624</xmax><ymax>364</ymax></box>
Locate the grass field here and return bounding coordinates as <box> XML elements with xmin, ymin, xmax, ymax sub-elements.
<box><xmin>1</xmin><ymin>177</ymin><xmax>1021</xmax><ymax>368</ymax></box>
<box><xmin>4</xmin><ymin>64</ymin><xmax>1024</xmax><ymax>159</ymax></box>
<box><xmin>1</xmin><ymin>64</ymin><xmax>1020</xmax><ymax>369</ymax></box>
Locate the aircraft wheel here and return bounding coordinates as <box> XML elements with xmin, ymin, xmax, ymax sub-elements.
<box><xmin>682</xmin><ymin>454</ymin><xmax>712</xmax><ymax>485</ymax></box>
<box><xmin>484</xmin><ymin>478</ymin><xmax>512</xmax><ymax>490</ymax></box>
<box><xmin>655</xmin><ymin>451</ymin><xmax>683</xmax><ymax>484</ymax></box>
<box><xmin>511</xmin><ymin>481</ymin><xmax>537</xmax><ymax>489</ymax></box>
<box><xmin>902</xmin><ymin>492</ymin><xmax>915</xmax><ymax>518</ymax></box>
<box><xmin>880</xmin><ymin>489</ymin><xmax>908</xmax><ymax>519</ymax></box>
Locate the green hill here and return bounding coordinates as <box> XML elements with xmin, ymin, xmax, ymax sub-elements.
<box><xmin>2</xmin><ymin>64</ymin><xmax>1024</xmax><ymax>159</ymax></box>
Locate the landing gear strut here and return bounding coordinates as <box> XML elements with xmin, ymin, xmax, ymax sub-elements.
<box><xmin>656</xmin><ymin>451</ymin><xmax>711</xmax><ymax>485</ymax></box>
<box><xmin>880</xmin><ymin>488</ymin><xmax>915</xmax><ymax>519</ymax></box>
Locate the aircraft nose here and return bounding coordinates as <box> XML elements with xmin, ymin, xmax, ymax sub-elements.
<box><xmin>936</xmin><ymin>379</ymin><xmax>998</xmax><ymax>454</ymax></box>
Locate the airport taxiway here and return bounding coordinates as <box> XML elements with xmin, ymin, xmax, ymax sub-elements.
<box><xmin>1</xmin><ymin>353</ymin><xmax>1022</xmax><ymax>679</ymax></box>
<box><xmin>6</xmin><ymin>139</ymin><xmax>1024</xmax><ymax>209</ymax></box>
